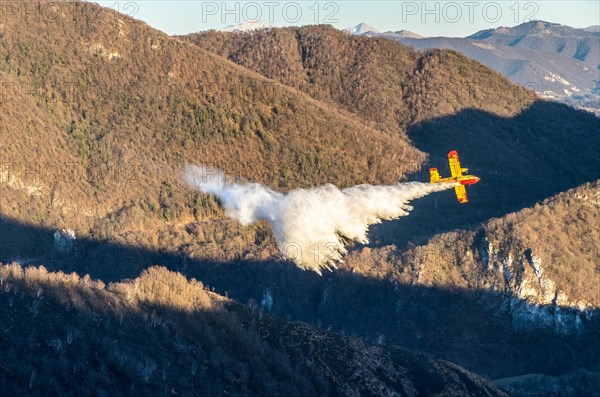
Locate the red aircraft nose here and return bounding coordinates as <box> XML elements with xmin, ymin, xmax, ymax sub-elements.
<box><xmin>460</xmin><ymin>177</ymin><xmax>480</xmax><ymax>185</ymax></box>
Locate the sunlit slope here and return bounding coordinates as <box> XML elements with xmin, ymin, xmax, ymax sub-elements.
<box><xmin>346</xmin><ymin>181</ymin><xmax>600</xmax><ymax>308</ymax></box>
<box><xmin>182</xmin><ymin>25</ymin><xmax>536</xmax><ymax>130</ymax></box>
<box><xmin>0</xmin><ymin>1</ymin><xmax>422</xmax><ymax>236</ymax></box>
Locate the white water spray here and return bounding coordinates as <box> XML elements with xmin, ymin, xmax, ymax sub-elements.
<box><xmin>183</xmin><ymin>165</ymin><xmax>456</xmax><ymax>273</ymax></box>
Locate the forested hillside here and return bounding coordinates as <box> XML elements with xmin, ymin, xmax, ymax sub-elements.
<box><xmin>0</xmin><ymin>264</ymin><xmax>507</xmax><ymax>396</ymax></box>
<box><xmin>0</xmin><ymin>2</ymin><xmax>598</xmax><ymax>396</ymax></box>
<box><xmin>182</xmin><ymin>25</ymin><xmax>536</xmax><ymax>130</ymax></box>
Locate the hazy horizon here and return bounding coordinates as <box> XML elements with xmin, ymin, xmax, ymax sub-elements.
<box><xmin>92</xmin><ymin>1</ymin><xmax>600</xmax><ymax>37</ymax></box>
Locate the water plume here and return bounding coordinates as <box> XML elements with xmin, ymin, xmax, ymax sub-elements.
<box><xmin>183</xmin><ymin>165</ymin><xmax>456</xmax><ymax>273</ymax></box>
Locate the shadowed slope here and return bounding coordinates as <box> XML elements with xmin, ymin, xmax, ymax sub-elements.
<box><xmin>0</xmin><ymin>263</ymin><xmax>508</xmax><ymax>396</ymax></box>
<box><xmin>1</xmin><ymin>214</ymin><xmax>598</xmax><ymax>386</ymax></box>
<box><xmin>370</xmin><ymin>100</ymin><xmax>600</xmax><ymax>248</ymax></box>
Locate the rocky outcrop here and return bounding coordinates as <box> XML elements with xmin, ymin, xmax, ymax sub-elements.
<box><xmin>53</xmin><ymin>229</ymin><xmax>76</xmax><ymax>254</ymax></box>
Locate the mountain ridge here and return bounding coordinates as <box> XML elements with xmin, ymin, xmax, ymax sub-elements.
<box><xmin>352</xmin><ymin>20</ymin><xmax>600</xmax><ymax>113</ymax></box>
<box><xmin>1</xmin><ymin>3</ymin><xmax>599</xmax><ymax>396</ymax></box>
<box><xmin>343</xmin><ymin>22</ymin><xmax>379</xmax><ymax>35</ymax></box>
<box><xmin>181</xmin><ymin>24</ymin><xmax>536</xmax><ymax>131</ymax></box>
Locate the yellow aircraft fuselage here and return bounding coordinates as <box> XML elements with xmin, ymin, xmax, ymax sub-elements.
<box><xmin>436</xmin><ymin>175</ymin><xmax>481</xmax><ymax>186</ymax></box>
<box><xmin>429</xmin><ymin>150</ymin><xmax>480</xmax><ymax>203</ymax></box>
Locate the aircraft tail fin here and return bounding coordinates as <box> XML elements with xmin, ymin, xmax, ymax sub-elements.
<box><xmin>429</xmin><ymin>168</ymin><xmax>440</xmax><ymax>183</ymax></box>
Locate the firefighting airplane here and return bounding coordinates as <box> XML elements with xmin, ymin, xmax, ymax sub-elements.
<box><xmin>429</xmin><ymin>150</ymin><xmax>480</xmax><ymax>204</ymax></box>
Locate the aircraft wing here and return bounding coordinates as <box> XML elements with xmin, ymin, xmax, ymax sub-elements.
<box><xmin>448</xmin><ymin>150</ymin><xmax>462</xmax><ymax>178</ymax></box>
<box><xmin>454</xmin><ymin>184</ymin><xmax>468</xmax><ymax>204</ymax></box>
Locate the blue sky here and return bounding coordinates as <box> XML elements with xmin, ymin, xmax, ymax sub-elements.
<box><xmin>93</xmin><ymin>1</ymin><xmax>600</xmax><ymax>37</ymax></box>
